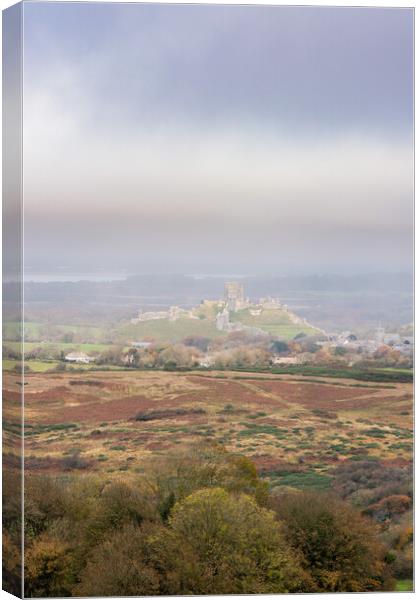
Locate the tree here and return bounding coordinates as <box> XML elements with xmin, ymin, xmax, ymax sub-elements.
<box><xmin>76</xmin><ymin>522</ymin><xmax>200</xmax><ymax>596</ymax></box>
<box><xmin>24</xmin><ymin>475</ymin><xmax>68</xmax><ymax>541</ymax></box>
<box><xmin>334</xmin><ymin>346</ymin><xmax>348</xmax><ymax>356</ymax></box>
<box><xmin>3</xmin><ymin>531</ymin><xmax>21</xmax><ymax>597</ymax></box>
<box><xmin>168</xmin><ymin>487</ymin><xmax>308</xmax><ymax>594</ymax></box>
<box><xmin>183</xmin><ymin>336</ymin><xmax>210</xmax><ymax>352</ymax></box>
<box><xmin>62</xmin><ymin>332</ymin><xmax>74</xmax><ymax>343</ymax></box>
<box><xmin>213</xmin><ymin>346</ymin><xmax>269</xmax><ymax>369</ymax></box>
<box><xmin>271</xmin><ymin>491</ymin><xmax>392</xmax><ymax>592</ymax></box>
<box><xmin>147</xmin><ymin>442</ymin><xmax>268</xmax><ymax>519</ymax></box>
<box><xmin>76</xmin><ymin>524</ymin><xmax>161</xmax><ymax>596</ymax></box>
<box><xmin>271</xmin><ymin>340</ymin><xmax>289</xmax><ymax>354</ymax></box>
<box><xmin>25</xmin><ymin>535</ymin><xmax>72</xmax><ymax>597</ymax></box>
<box><xmin>158</xmin><ymin>344</ymin><xmax>195</xmax><ymax>369</ymax></box>
<box><xmin>97</xmin><ymin>346</ymin><xmax>124</xmax><ymax>366</ymax></box>
<box><xmin>86</xmin><ymin>481</ymin><xmax>158</xmax><ymax>544</ymax></box>
<box><xmin>125</xmin><ymin>347</ymin><xmax>140</xmax><ymax>367</ymax></box>
<box><xmin>138</xmin><ymin>347</ymin><xmax>159</xmax><ymax>368</ymax></box>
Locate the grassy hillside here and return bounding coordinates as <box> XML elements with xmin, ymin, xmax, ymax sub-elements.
<box><xmin>3</xmin><ymin>321</ymin><xmax>106</xmax><ymax>342</ymax></box>
<box><xmin>114</xmin><ymin>317</ymin><xmax>223</xmax><ymax>343</ymax></box>
<box><xmin>232</xmin><ymin>308</ymin><xmax>319</xmax><ymax>338</ymax></box>
<box><xmin>3</xmin><ymin>305</ymin><xmax>320</xmax><ymax>347</ymax></box>
<box><xmin>5</xmin><ymin>341</ymin><xmax>114</xmax><ymax>354</ymax></box>
<box><xmin>116</xmin><ymin>306</ymin><xmax>318</xmax><ymax>343</ymax></box>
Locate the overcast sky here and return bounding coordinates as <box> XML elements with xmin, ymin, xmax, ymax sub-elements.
<box><xmin>23</xmin><ymin>3</ymin><xmax>413</xmax><ymax>275</ymax></box>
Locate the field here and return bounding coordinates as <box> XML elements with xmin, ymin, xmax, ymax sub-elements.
<box><xmin>2</xmin><ymin>359</ymin><xmax>125</xmax><ymax>373</ymax></box>
<box><xmin>3</xmin><ymin>359</ymin><xmax>61</xmax><ymax>372</ymax></box>
<box><xmin>3</xmin><ymin>321</ymin><xmax>106</xmax><ymax>341</ymax></box>
<box><xmin>114</xmin><ymin>317</ymin><xmax>224</xmax><ymax>343</ymax></box>
<box><xmin>232</xmin><ymin>308</ymin><xmax>319</xmax><ymax>337</ymax></box>
<box><xmin>7</xmin><ymin>369</ymin><xmax>412</xmax><ymax>487</ymax></box>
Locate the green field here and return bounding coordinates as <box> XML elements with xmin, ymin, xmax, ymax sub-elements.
<box><xmin>226</xmin><ymin>364</ymin><xmax>413</xmax><ymax>383</ymax></box>
<box><xmin>4</xmin><ymin>341</ymin><xmax>115</xmax><ymax>354</ymax></box>
<box><xmin>2</xmin><ymin>359</ymin><xmax>134</xmax><ymax>373</ymax></box>
<box><xmin>115</xmin><ymin>317</ymin><xmax>224</xmax><ymax>343</ymax></box>
<box><xmin>232</xmin><ymin>308</ymin><xmax>319</xmax><ymax>338</ymax></box>
<box><xmin>268</xmin><ymin>365</ymin><xmax>413</xmax><ymax>383</ymax></box>
<box><xmin>116</xmin><ymin>308</ymin><xmax>318</xmax><ymax>343</ymax></box>
<box><xmin>3</xmin><ymin>321</ymin><xmax>106</xmax><ymax>341</ymax></box>
<box><xmin>3</xmin><ymin>359</ymin><xmax>61</xmax><ymax>372</ymax></box>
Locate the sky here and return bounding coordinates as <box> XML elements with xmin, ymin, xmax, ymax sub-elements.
<box><xmin>22</xmin><ymin>2</ymin><xmax>414</xmax><ymax>276</ymax></box>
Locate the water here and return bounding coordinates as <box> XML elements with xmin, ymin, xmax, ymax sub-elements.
<box><xmin>24</xmin><ymin>271</ymin><xmax>132</xmax><ymax>283</ymax></box>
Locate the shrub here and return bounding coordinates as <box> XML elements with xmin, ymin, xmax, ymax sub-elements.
<box><xmin>62</xmin><ymin>452</ymin><xmax>90</xmax><ymax>471</ymax></box>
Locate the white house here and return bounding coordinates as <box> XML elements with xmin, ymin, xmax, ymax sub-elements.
<box><xmin>131</xmin><ymin>341</ymin><xmax>152</xmax><ymax>349</ymax></box>
<box><xmin>65</xmin><ymin>352</ymin><xmax>95</xmax><ymax>364</ymax></box>
<box><xmin>198</xmin><ymin>354</ymin><xmax>216</xmax><ymax>368</ymax></box>
<box><xmin>271</xmin><ymin>355</ymin><xmax>300</xmax><ymax>366</ymax></box>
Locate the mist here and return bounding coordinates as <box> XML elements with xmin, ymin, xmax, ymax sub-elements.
<box><xmin>22</xmin><ymin>3</ymin><xmax>413</xmax><ymax>276</ymax></box>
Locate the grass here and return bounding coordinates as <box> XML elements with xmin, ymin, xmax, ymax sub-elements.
<box><xmin>3</xmin><ymin>359</ymin><xmax>61</xmax><ymax>372</ymax></box>
<box><xmin>380</xmin><ymin>368</ymin><xmax>413</xmax><ymax>374</ymax></box>
<box><xmin>271</xmin><ymin>471</ymin><xmax>332</xmax><ymax>491</ymax></box>
<box><xmin>268</xmin><ymin>365</ymin><xmax>413</xmax><ymax>383</ymax></box>
<box><xmin>115</xmin><ymin>317</ymin><xmax>223</xmax><ymax>342</ymax></box>
<box><xmin>24</xmin><ymin>423</ymin><xmax>78</xmax><ymax>436</ymax></box>
<box><xmin>209</xmin><ymin>365</ymin><xmax>412</xmax><ymax>383</ymax></box>
<box><xmin>231</xmin><ymin>308</ymin><xmax>318</xmax><ymax>338</ymax></box>
<box><xmin>5</xmin><ymin>341</ymin><xmax>116</xmax><ymax>354</ymax></box>
<box><xmin>238</xmin><ymin>423</ymin><xmax>288</xmax><ymax>440</ymax></box>
<box><xmin>364</xmin><ymin>428</ymin><xmax>388</xmax><ymax>438</ymax></box>
<box><xmin>3</xmin><ymin>321</ymin><xmax>106</xmax><ymax>341</ymax></box>
<box><xmin>2</xmin><ymin>359</ymin><xmax>133</xmax><ymax>373</ymax></box>
<box><xmin>395</xmin><ymin>579</ymin><xmax>413</xmax><ymax>592</ymax></box>
<box><xmin>119</xmin><ymin>307</ymin><xmax>319</xmax><ymax>342</ymax></box>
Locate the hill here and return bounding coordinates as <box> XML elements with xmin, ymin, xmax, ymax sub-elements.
<box><xmin>113</xmin><ymin>305</ymin><xmax>319</xmax><ymax>343</ymax></box>
<box><xmin>113</xmin><ymin>316</ymin><xmax>223</xmax><ymax>343</ymax></box>
<box><xmin>232</xmin><ymin>307</ymin><xmax>320</xmax><ymax>338</ymax></box>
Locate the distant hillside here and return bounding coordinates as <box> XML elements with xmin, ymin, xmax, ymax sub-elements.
<box><xmin>113</xmin><ymin>305</ymin><xmax>319</xmax><ymax>344</ymax></box>
<box><xmin>113</xmin><ymin>317</ymin><xmax>223</xmax><ymax>343</ymax></box>
<box><xmin>232</xmin><ymin>308</ymin><xmax>320</xmax><ymax>338</ymax></box>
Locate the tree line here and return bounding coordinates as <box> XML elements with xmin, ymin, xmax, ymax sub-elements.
<box><xmin>3</xmin><ymin>443</ymin><xmax>410</xmax><ymax>597</ymax></box>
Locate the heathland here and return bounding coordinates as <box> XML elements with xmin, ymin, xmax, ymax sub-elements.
<box><xmin>3</xmin><ymin>365</ymin><xmax>413</xmax><ymax>595</ymax></box>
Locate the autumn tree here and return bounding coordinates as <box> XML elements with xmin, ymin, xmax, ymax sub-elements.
<box><xmin>85</xmin><ymin>480</ymin><xmax>158</xmax><ymax>544</ymax></box>
<box><xmin>25</xmin><ymin>535</ymin><xmax>72</xmax><ymax>597</ymax></box>
<box><xmin>213</xmin><ymin>346</ymin><xmax>270</xmax><ymax>369</ymax></box>
<box><xmin>76</xmin><ymin>521</ymin><xmax>201</xmax><ymax>596</ymax></box>
<box><xmin>3</xmin><ymin>531</ymin><xmax>21</xmax><ymax>597</ymax></box>
<box><xmin>271</xmin><ymin>491</ymin><xmax>393</xmax><ymax>592</ymax></box>
<box><xmin>182</xmin><ymin>335</ymin><xmax>211</xmax><ymax>352</ymax></box>
<box><xmin>158</xmin><ymin>344</ymin><xmax>196</xmax><ymax>368</ymax></box>
<box><xmin>168</xmin><ymin>487</ymin><xmax>309</xmax><ymax>594</ymax></box>
<box><xmin>147</xmin><ymin>442</ymin><xmax>268</xmax><ymax>520</ymax></box>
